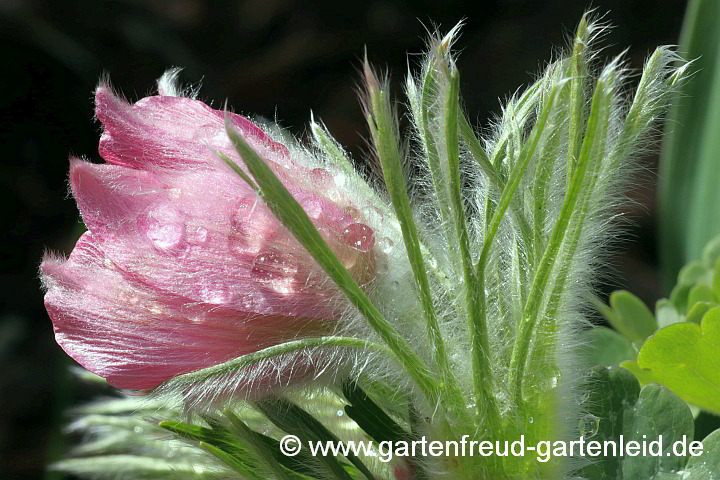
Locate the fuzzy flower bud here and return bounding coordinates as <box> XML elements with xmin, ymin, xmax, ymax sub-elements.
<box><xmin>41</xmin><ymin>82</ymin><xmax>376</xmax><ymax>390</ymax></box>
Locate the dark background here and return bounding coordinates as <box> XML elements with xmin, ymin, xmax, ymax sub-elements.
<box><xmin>0</xmin><ymin>0</ymin><xmax>687</xmax><ymax>478</ymax></box>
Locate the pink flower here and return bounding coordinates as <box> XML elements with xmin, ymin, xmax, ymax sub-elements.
<box><xmin>41</xmin><ymin>84</ymin><xmax>376</xmax><ymax>390</ymax></box>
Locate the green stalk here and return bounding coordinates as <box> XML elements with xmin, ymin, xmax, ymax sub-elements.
<box><xmin>162</xmin><ymin>336</ymin><xmax>394</xmax><ymax>391</ymax></box>
<box><xmin>459</xmin><ymin>109</ymin><xmax>535</xmax><ymax>267</ymax></box>
<box><xmin>527</xmin><ymin>73</ymin><xmax>613</xmax><ymax>397</ymax></box>
<box><xmin>566</xmin><ymin>15</ymin><xmax>590</xmax><ymax>190</ymax></box>
<box><xmin>363</xmin><ymin>64</ymin><xmax>463</xmax><ymax>410</ymax></box>
<box><xmin>445</xmin><ymin>66</ymin><xmax>499</xmax><ymax>424</ymax></box>
<box><xmin>421</xmin><ymin>56</ymin><xmax>461</xmax><ymax>278</ymax></box>
<box><xmin>507</xmin><ymin>74</ymin><xmax>613</xmax><ymax>407</ymax></box>
<box><xmin>470</xmin><ymin>85</ymin><xmax>558</xmax><ymax>425</ymax></box>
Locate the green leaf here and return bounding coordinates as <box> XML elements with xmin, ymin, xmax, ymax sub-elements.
<box><xmin>577</xmin><ymin>367</ymin><xmax>694</xmax><ymax>480</ymax></box>
<box><xmin>363</xmin><ymin>61</ymin><xmax>457</xmax><ymax>403</ymax></box>
<box><xmin>582</xmin><ymin>327</ymin><xmax>636</xmax><ymax>367</ymax></box>
<box><xmin>608</xmin><ymin>290</ymin><xmax>658</xmax><ymax>342</ymax></box>
<box><xmin>341</xmin><ymin>380</ymin><xmax>411</xmax><ymax>445</ymax></box>
<box><xmin>689</xmin><ymin>283</ymin><xmax>718</xmax><ymax>305</ymax></box>
<box><xmin>682</xmin><ymin>429</ymin><xmax>720</xmax><ymax>479</ymax></box>
<box><xmin>686</xmin><ymin>301</ymin><xmax>715</xmax><ymax>324</ymax></box>
<box><xmin>656</xmin><ymin>299</ymin><xmax>684</xmax><ymax>328</ymax></box>
<box><xmin>225</xmin><ymin>121</ymin><xmax>440</xmax><ymax>403</ymax></box>
<box><xmin>712</xmin><ymin>257</ymin><xmax>720</xmax><ymax>299</ymax></box>
<box><xmin>632</xmin><ymin>306</ymin><xmax>720</xmax><ymax>414</ymax></box>
<box><xmin>160</xmin><ymin>420</ymin><xmax>261</xmax><ymax>478</ymax></box>
<box><xmin>671</xmin><ymin>283</ymin><xmax>693</xmax><ymax>314</ymax></box>
<box><xmin>223</xmin><ymin>409</ymin><xmax>319</xmax><ymax>480</ymax></box>
<box><xmin>255</xmin><ymin>397</ymin><xmax>373</xmax><ymax>480</ymax></box>
<box><xmin>50</xmin><ymin>455</ymin><xmax>231</xmax><ymax>479</ymax></box>
<box><xmin>703</xmin><ymin>235</ymin><xmax>720</xmax><ymax>268</ymax></box>
<box><xmin>157</xmin><ymin>337</ymin><xmax>391</xmax><ymax>398</ymax></box>
<box><xmin>659</xmin><ymin>0</ymin><xmax>720</xmax><ymax>284</ymax></box>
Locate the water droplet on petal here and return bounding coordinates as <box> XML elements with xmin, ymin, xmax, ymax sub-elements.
<box><xmin>140</xmin><ymin>205</ymin><xmax>186</xmax><ymax>255</ymax></box>
<box><xmin>251</xmin><ymin>250</ymin><xmax>299</xmax><ymax>294</ymax></box>
<box><xmin>147</xmin><ymin>222</ymin><xmax>184</xmax><ymax>252</ymax></box>
<box><xmin>334</xmin><ymin>173</ymin><xmax>347</xmax><ymax>187</ymax></box>
<box><xmin>342</xmin><ymin>223</ymin><xmax>375</xmax><ymax>252</ymax></box>
<box><xmin>197</xmin><ymin>280</ymin><xmax>231</xmax><ymax>304</ymax></box>
<box><xmin>377</xmin><ymin>237</ymin><xmax>394</xmax><ymax>254</ymax></box>
<box><xmin>578</xmin><ymin>414</ymin><xmax>600</xmax><ymax>438</ymax></box>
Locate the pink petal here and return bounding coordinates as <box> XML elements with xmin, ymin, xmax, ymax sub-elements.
<box><xmin>42</xmin><ymin>232</ymin><xmax>329</xmax><ymax>389</ymax></box>
<box><xmin>95</xmin><ymin>86</ymin><xmax>290</xmax><ymax>172</ymax></box>
<box><xmin>69</xmin><ymin>158</ymin><xmax>372</xmax><ymax>319</ymax></box>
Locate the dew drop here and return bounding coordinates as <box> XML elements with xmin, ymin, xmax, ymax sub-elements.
<box><xmin>528</xmin><ymin>416</ymin><xmax>534</xmax><ymax>424</ymax></box>
<box><xmin>578</xmin><ymin>414</ymin><xmax>600</xmax><ymax>438</ymax></box>
<box><xmin>377</xmin><ymin>237</ymin><xmax>395</xmax><ymax>254</ymax></box>
<box><xmin>133</xmin><ymin>426</ymin><xmax>144</xmax><ymax>434</ymax></box>
<box><xmin>147</xmin><ymin>223</ymin><xmax>184</xmax><ymax>252</ymax></box>
<box><xmin>140</xmin><ymin>205</ymin><xmax>186</xmax><ymax>255</ymax></box>
<box><xmin>199</xmin><ymin>283</ymin><xmax>231</xmax><ymax>304</ymax></box>
<box><xmin>391</xmin><ymin>280</ymin><xmax>400</xmax><ymax>290</ymax></box>
<box><xmin>334</xmin><ymin>173</ymin><xmax>347</xmax><ymax>187</ymax></box>
<box><xmin>251</xmin><ymin>250</ymin><xmax>298</xmax><ymax>282</ymax></box>
<box><xmin>342</xmin><ymin>223</ymin><xmax>375</xmax><ymax>252</ymax></box>
<box><xmin>336</xmin><ymin>410</ymin><xmax>344</xmax><ymax>417</ymax></box>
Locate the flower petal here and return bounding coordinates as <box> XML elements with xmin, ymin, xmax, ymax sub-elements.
<box><xmin>69</xmin><ymin>158</ymin><xmax>370</xmax><ymax>319</ymax></box>
<box><xmin>42</xmin><ymin>232</ymin><xmax>328</xmax><ymax>389</ymax></box>
<box><xmin>95</xmin><ymin>86</ymin><xmax>290</xmax><ymax>172</ymax></box>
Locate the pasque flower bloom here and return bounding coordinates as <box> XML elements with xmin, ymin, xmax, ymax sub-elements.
<box><xmin>41</xmin><ymin>82</ymin><xmax>376</xmax><ymax>390</ymax></box>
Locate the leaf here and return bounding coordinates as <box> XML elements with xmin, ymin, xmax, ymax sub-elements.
<box><xmin>656</xmin><ymin>299</ymin><xmax>684</xmax><ymax>328</ymax></box>
<box><xmin>631</xmin><ymin>306</ymin><xmax>720</xmax><ymax>414</ymax></box>
<box><xmin>363</xmin><ymin>61</ymin><xmax>455</xmax><ymax>400</ymax></box>
<box><xmin>682</xmin><ymin>429</ymin><xmax>720</xmax><ymax>479</ymax></box>
<box><xmin>686</xmin><ymin>301</ymin><xmax>715</xmax><ymax>324</ymax></box>
<box><xmin>659</xmin><ymin>0</ymin><xmax>720</xmax><ymax>283</ymax></box>
<box><xmin>689</xmin><ymin>284</ymin><xmax>718</xmax><ymax>305</ymax></box>
<box><xmin>50</xmin><ymin>455</ymin><xmax>231</xmax><ymax>479</ymax></box>
<box><xmin>255</xmin><ymin>397</ymin><xmax>374</xmax><ymax>480</ymax></box>
<box><xmin>577</xmin><ymin>367</ymin><xmax>695</xmax><ymax>480</ymax></box>
<box><xmin>155</xmin><ymin>337</ymin><xmax>391</xmax><ymax>403</ymax></box>
<box><xmin>608</xmin><ymin>290</ymin><xmax>658</xmax><ymax>342</ymax></box>
<box><xmin>223</xmin><ymin>409</ymin><xmax>320</xmax><ymax>480</ymax></box>
<box><xmin>341</xmin><ymin>380</ymin><xmax>411</xmax><ymax>445</ymax></box>
<box><xmin>159</xmin><ymin>420</ymin><xmax>262</xmax><ymax>478</ymax></box>
<box><xmin>582</xmin><ymin>327</ymin><xmax>636</xmax><ymax>367</ymax></box>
